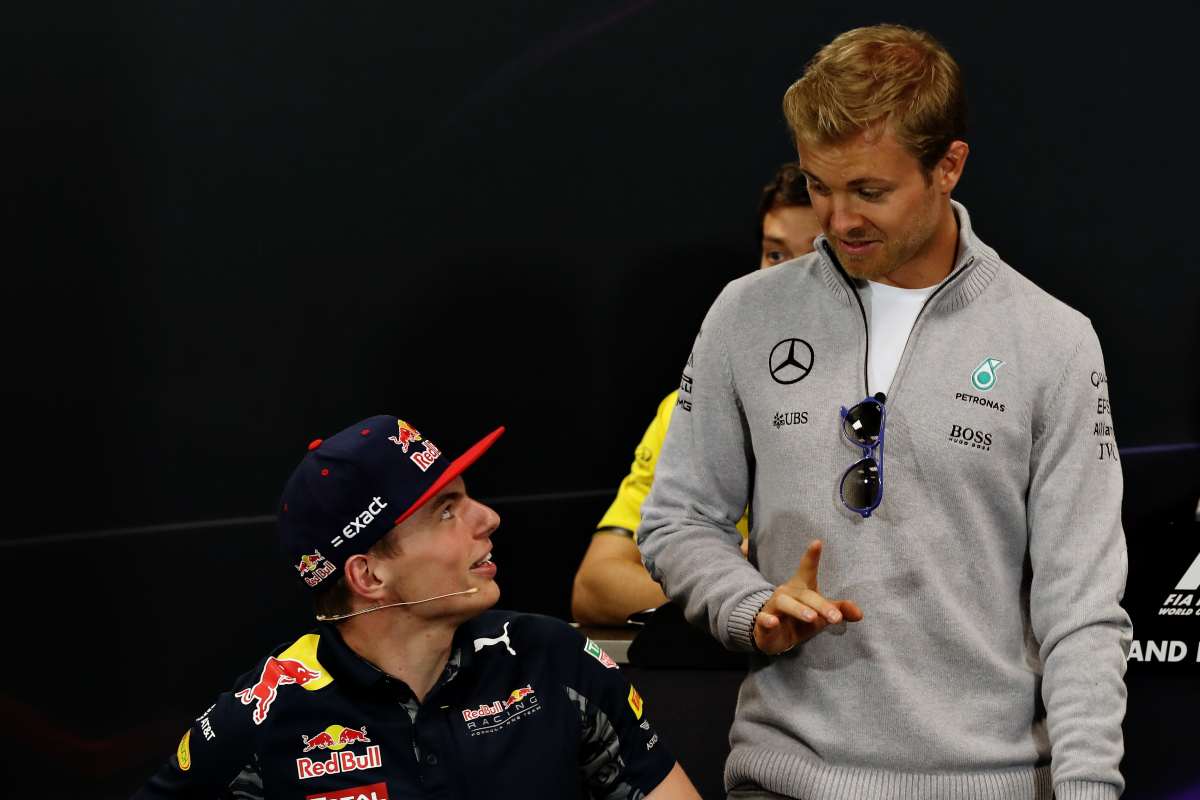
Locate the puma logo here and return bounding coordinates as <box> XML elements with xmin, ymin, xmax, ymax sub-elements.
<box><xmin>473</xmin><ymin>621</ymin><xmax>516</xmax><ymax>656</ymax></box>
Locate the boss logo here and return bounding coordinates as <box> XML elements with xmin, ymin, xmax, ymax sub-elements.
<box><xmin>948</xmin><ymin>423</ymin><xmax>992</xmax><ymax>451</ymax></box>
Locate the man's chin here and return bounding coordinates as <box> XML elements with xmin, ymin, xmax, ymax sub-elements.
<box><xmin>832</xmin><ymin>245</ymin><xmax>878</xmax><ymax>277</ymax></box>
<box><xmin>477</xmin><ymin>582</ymin><xmax>500</xmax><ymax>609</ymax></box>
<box><xmin>841</xmin><ymin>260</ymin><xmax>889</xmax><ymax>281</ymax></box>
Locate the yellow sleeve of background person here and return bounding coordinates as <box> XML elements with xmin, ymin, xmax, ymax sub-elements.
<box><xmin>597</xmin><ymin>391</ymin><xmax>749</xmax><ymax>540</ymax></box>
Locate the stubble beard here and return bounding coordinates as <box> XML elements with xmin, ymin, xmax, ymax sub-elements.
<box><xmin>838</xmin><ymin>192</ymin><xmax>942</xmax><ymax>283</ymax></box>
<box><xmin>839</xmin><ymin>240</ymin><xmax>898</xmax><ymax>281</ymax></box>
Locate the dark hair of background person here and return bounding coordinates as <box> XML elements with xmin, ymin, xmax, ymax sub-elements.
<box><xmin>757</xmin><ymin>162</ymin><xmax>812</xmax><ymax>234</ymax></box>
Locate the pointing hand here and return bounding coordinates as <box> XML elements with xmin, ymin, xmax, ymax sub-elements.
<box><xmin>752</xmin><ymin>540</ymin><xmax>863</xmax><ymax>655</ymax></box>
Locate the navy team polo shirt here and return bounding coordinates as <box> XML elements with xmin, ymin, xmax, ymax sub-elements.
<box><xmin>135</xmin><ymin>610</ymin><xmax>675</xmax><ymax>799</ymax></box>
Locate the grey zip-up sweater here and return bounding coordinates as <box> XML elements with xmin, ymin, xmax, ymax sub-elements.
<box><xmin>638</xmin><ymin>202</ymin><xmax>1131</xmax><ymax>800</ymax></box>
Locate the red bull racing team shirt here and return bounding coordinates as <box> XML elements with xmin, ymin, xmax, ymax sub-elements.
<box><xmin>135</xmin><ymin>610</ymin><xmax>674</xmax><ymax>799</ymax></box>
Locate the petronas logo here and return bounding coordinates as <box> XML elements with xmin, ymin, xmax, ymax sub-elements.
<box><xmin>971</xmin><ymin>357</ymin><xmax>1005</xmax><ymax>392</ymax></box>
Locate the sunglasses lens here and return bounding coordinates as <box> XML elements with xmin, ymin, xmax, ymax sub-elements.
<box><xmin>842</xmin><ymin>401</ymin><xmax>883</xmax><ymax>445</ymax></box>
<box><xmin>840</xmin><ymin>457</ymin><xmax>880</xmax><ymax>511</ymax></box>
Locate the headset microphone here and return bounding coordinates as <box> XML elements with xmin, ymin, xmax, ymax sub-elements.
<box><xmin>314</xmin><ymin>588</ymin><xmax>480</xmax><ymax>622</ymax></box>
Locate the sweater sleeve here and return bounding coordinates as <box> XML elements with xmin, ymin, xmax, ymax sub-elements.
<box><xmin>637</xmin><ymin>284</ymin><xmax>776</xmax><ymax>651</ymax></box>
<box><xmin>1027</xmin><ymin>325</ymin><xmax>1131</xmax><ymax>798</ymax></box>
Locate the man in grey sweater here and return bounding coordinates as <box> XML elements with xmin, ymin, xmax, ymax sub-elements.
<box><xmin>638</xmin><ymin>24</ymin><xmax>1131</xmax><ymax>800</ymax></box>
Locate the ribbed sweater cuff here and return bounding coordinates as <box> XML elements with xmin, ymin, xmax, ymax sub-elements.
<box><xmin>729</xmin><ymin>589</ymin><xmax>775</xmax><ymax>651</ymax></box>
<box><xmin>726</xmin><ymin>749</ymin><xmax>1054</xmax><ymax>800</ymax></box>
<box><xmin>1055</xmin><ymin>780</ymin><xmax>1121</xmax><ymax>800</ymax></box>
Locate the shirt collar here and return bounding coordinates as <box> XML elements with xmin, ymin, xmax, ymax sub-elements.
<box><xmin>314</xmin><ymin>619</ymin><xmax>482</xmax><ymax>696</ymax></box>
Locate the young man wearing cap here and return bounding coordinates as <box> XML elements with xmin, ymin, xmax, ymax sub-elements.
<box><xmin>639</xmin><ymin>24</ymin><xmax>1130</xmax><ymax>800</ymax></box>
<box><xmin>134</xmin><ymin>415</ymin><xmax>699</xmax><ymax>800</ymax></box>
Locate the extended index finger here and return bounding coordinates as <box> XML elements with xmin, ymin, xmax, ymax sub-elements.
<box><xmin>793</xmin><ymin>539</ymin><xmax>823</xmax><ymax>591</ymax></box>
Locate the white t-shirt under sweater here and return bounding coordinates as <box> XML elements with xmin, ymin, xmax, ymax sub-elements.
<box><xmin>862</xmin><ymin>280</ymin><xmax>937</xmax><ymax>397</ymax></box>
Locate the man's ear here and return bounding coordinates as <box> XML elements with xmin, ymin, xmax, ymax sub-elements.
<box><xmin>934</xmin><ymin>140</ymin><xmax>969</xmax><ymax>194</ymax></box>
<box><xmin>343</xmin><ymin>553</ymin><xmax>388</xmax><ymax>602</ymax></box>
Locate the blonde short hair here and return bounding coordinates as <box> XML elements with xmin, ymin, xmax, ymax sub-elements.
<box><xmin>782</xmin><ymin>24</ymin><xmax>967</xmax><ymax>171</ymax></box>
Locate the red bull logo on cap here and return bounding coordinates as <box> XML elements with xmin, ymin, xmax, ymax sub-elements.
<box><xmin>234</xmin><ymin>657</ymin><xmax>324</xmax><ymax>725</ymax></box>
<box><xmin>305</xmin><ymin>781</ymin><xmax>389</xmax><ymax>800</ymax></box>
<box><xmin>296</xmin><ymin>551</ymin><xmax>324</xmax><ymax>576</ymax></box>
<box><xmin>296</xmin><ymin>725</ymin><xmax>381</xmax><ymax>780</ymax></box>
<box><xmin>409</xmin><ymin>439</ymin><xmax>442</xmax><ymax>472</ymax></box>
<box><xmin>386</xmin><ymin>416</ymin><xmax>442</xmax><ymax>472</ymax></box>
<box><xmin>388</xmin><ymin>420</ymin><xmax>423</xmax><ymax>453</ymax></box>
<box><xmin>296</xmin><ymin>550</ymin><xmax>337</xmax><ymax>587</ymax></box>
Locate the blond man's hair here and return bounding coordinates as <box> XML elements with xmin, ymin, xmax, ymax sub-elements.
<box><xmin>783</xmin><ymin>24</ymin><xmax>967</xmax><ymax>172</ymax></box>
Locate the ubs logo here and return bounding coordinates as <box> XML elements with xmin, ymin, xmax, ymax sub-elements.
<box><xmin>768</xmin><ymin>339</ymin><xmax>815</xmax><ymax>385</ymax></box>
<box><xmin>772</xmin><ymin>411</ymin><xmax>809</xmax><ymax>428</ymax></box>
<box><xmin>949</xmin><ymin>423</ymin><xmax>992</xmax><ymax>451</ymax></box>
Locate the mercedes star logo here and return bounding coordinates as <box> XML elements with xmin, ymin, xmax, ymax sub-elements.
<box><xmin>768</xmin><ymin>338</ymin><xmax>814</xmax><ymax>385</ymax></box>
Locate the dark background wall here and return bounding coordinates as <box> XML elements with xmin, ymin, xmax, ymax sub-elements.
<box><xmin>2</xmin><ymin>2</ymin><xmax>1197</xmax><ymax>798</ymax></box>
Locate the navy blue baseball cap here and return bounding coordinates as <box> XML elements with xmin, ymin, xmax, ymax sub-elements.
<box><xmin>279</xmin><ymin>415</ymin><xmax>505</xmax><ymax>592</ymax></box>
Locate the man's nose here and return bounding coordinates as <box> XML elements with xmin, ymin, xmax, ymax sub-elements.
<box><xmin>827</xmin><ymin>196</ymin><xmax>864</xmax><ymax>236</ymax></box>
<box><xmin>472</xmin><ymin>500</ymin><xmax>500</xmax><ymax>538</ymax></box>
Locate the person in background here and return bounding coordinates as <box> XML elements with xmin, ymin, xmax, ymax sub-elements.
<box><xmin>134</xmin><ymin>414</ymin><xmax>700</xmax><ymax>800</ymax></box>
<box><xmin>571</xmin><ymin>164</ymin><xmax>820</xmax><ymax>626</ymax></box>
<box><xmin>759</xmin><ymin>162</ymin><xmax>823</xmax><ymax>267</ymax></box>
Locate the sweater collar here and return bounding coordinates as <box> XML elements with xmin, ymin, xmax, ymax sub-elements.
<box><xmin>816</xmin><ymin>199</ymin><xmax>1001</xmax><ymax>312</ymax></box>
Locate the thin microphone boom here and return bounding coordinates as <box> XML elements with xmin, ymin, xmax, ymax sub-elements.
<box><xmin>314</xmin><ymin>588</ymin><xmax>480</xmax><ymax>622</ymax></box>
